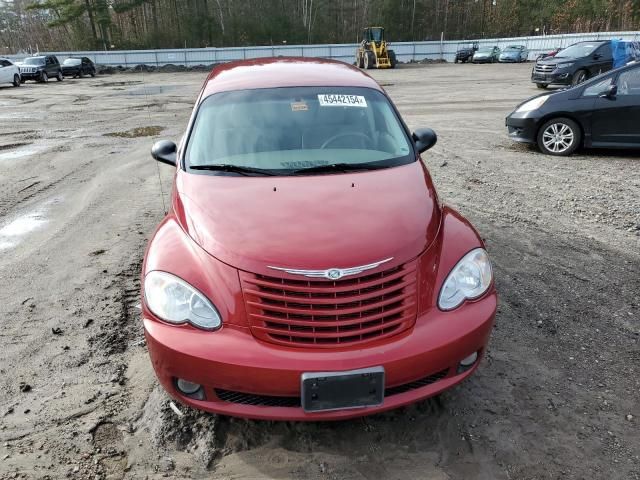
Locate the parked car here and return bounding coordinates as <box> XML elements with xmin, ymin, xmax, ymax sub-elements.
<box><xmin>499</xmin><ymin>45</ymin><xmax>528</xmax><ymax>63</ymax></box>
<box><xmin>507</xmin><ymin>61</ymin><xmax>640</xmax><ymax>155</ymax></box>
<box><xmin>0</xmin><ymin>58</ymin><xmax>21</xmax><ymax>87</ymax></box>
<box><xmin>16</xmin><ymin>55</ymin><xmax>63</xmax><ymax>83</ymax></box>
<box><xmin>536</xmin><ymin>47</ymin><xmax>562</xmax><ymax>61</ymax></box>
<box><xmin>473</xmin><ymin>46</ymin><xmax>501</xmax><ymax>63</ymax></box>
<box><xmin>532</xmin><ymin>40</ymin><xmax>615</xmax><ymax>89</ymax></box>
<box><xmin>144</xmin><ymin>57</ymin><xmax>497</xmax><ymax>420</ymax></box>
<box><xmin>61</xmin><ymin>57</ymin><xmax>96</xmax><ymax>78</ymax></box>
<box><xmin>454</xmin><ymin>42</ymin><xmax>478</xmax><ymax>63</ymax></box>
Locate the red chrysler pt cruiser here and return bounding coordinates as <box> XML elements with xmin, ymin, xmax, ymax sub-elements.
<box><xmin>143</xmin><ymin>57</ymin><xmax>497</xmax><ymax>420</ymax></box>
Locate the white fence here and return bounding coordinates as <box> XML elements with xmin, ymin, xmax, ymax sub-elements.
<box><xmin>6</xmin><ymin>31</ymin><xmax>640</xmax><ymax>67</ymax></box>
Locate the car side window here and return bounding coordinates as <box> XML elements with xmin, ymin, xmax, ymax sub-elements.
<box><xmin>0</xmin><ymin>60</ymin><xmax>9</xmax><ymax>67</ymax></box>
<box><xmin>617</xmin><ymin>68</ymin><xmax>640</xmax><ymax>95</ymax></box>
<box><xmin>595</xmin><ymin>44</ymin><xmax>612</xmax><ymax>61</ymax></box>
<box><xmin>583</xmin><ymin>77</ymin><xmax>613</xmax><ymax>96</ymax></box>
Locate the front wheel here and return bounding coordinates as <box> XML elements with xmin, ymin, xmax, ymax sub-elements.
<box><xmin>13</xmin><ymin>74</ymin><xmax>20</xmax><ymax>87</ymax></box>
<box><xmin>364</xmin><ymin>51</ymin><xmax>375</xmax><ymax>69</ymax></box>
<box><xmin>388</xmin><ymin>50</ymin><xmax>397</xmax><ymax>68</ymax></box>
<box><xmin>454</xmin><ymin>57</ymin><xmax>459</xmax><ymax>64</ymax></box>
<box><xmin>40</xmin><ymin>71</ymin><xmax>48</xmax><ymax>83</ymax></box>
<box><xmin>56</xmin><ymin>71</ymin><xmax>63</xmax><ymax>81</ymax></box>
<box><xmin>537</xmin><ymin>117</ymin><xmax>581</xmax><ymax>156</ymax></box>
<box><xmin>571</xmin><ymin>69</ymin><xmax>588</xmax><ymax>86</ymax></box>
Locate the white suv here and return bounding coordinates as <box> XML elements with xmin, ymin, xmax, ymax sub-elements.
<box><xmin>0</xmin><ymin>58</ymin><xmax>21</xmax><ymax>87</ymax></box>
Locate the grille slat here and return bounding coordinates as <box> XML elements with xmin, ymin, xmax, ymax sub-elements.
<box><xmin>243</xmin><ymin>277</ymin><xmax>413</xmax><ymax>305</ymax></box>
<box><xmin>251</xmin><ymin>303</ymin><xmax>409</xmax><ymax>328</ymax></box>
<box><xmin>240</xmin><ymin>260</ymin><xmax>418</xmax><ymax>348</ymax></box>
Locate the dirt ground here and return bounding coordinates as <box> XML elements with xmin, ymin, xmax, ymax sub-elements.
<box><xmin>0</xmin><ymin>63</ymin><xmax>638</xmax><ymax>480</ymax></box>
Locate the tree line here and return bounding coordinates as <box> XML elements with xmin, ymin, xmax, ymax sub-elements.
<box><xmin>0</xmin><ymin>0</ymin><xmax>639</xmax><ymax>54</ymax></box>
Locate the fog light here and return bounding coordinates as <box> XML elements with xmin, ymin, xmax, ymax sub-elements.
<box><xmin>176</xmin><ymin>378</ymin><xmax>201</xmax><ymax>395</ymax></box>
<box><xmin>457</xmin><ymin>352</ymin><xmax>479</xmax><ymax>374</ymax></box>
<box><xmin>460</xmin><ymin>352</ymin><xmax>478</xmax><ymax>367</ymax></box>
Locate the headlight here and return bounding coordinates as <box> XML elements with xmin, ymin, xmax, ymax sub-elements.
<box><xmin>557</xmin><ymin>62</ymin><xmax>574</xmax><ymax>69</ymax></box>
<box><xmin>144</xmin><ymin>271</ymin><xmax>221</xmax><ymax>330</ymax></box>
<box><xmin>516</xmin><ymin>95</ymin><xmax>548</xmax><ymax>113</ymax></box>
<box><xmin>438</xmin><ymin>248</ymin><xmax>493</xmax><ymax>311</ymax></box>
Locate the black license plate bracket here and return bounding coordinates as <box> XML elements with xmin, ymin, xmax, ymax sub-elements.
<box><xmin>301</xmin><ymin>367</ymin><xmax>384</xmax><ymax>413</ymax></box>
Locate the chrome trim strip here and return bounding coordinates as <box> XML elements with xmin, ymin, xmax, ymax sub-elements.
<box><xmin>267</xmin><ymin>257</ymin><xmax>394</xmax><ymax>280</ymax></box>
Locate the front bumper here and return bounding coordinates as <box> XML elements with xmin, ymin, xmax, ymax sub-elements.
<box><xmin>19</xmin><ymin>71</ymin><xmax>42</xmax><ymax>80</ymax></box>
<box><xmin>144</xmin><ymin>291</ymin><xmax>497</xmax><ymax>420</ymax></box>
<box><xmin>505</xmin><ymin>114</ymin><xmax>539</xmax><ymax>144</ymax></box>
<box><xmin>473</xmin><ymin>57</ymin><xmax>493</xmax><ymax>63</ymax></box>
<box><xmin>531</xmin><ymin>70</ymin><xmax>571</xmax><ymax>86</ymax></box>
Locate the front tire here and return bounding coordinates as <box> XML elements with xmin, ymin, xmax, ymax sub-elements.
<box><xmin>571</xmin><ymin>69</ymin><xmax>588</xmax><ymax>86</ymax></box>
<box><xmin>13</xmin><ymin>74</ymin><xmax>20</xmax><ymax>87</ymax></box>
<box><xmin>537</xmin><ymin>117</ymin><xmax>581</xmax><ymax>156</ymax></box>
<box><xmin>56</xmin><ymin>71</ymin><xmax>63</xmax><ymax>81</ymax></box>
<box><xmin>40</xmin><ymin>72</ymin><xmax>48</xmax><ymax>83</ymax></box>
<box><xmin>364</xmin><ymin>51</ymin><xmax>375</xmax><ymax>70</ymax></box>
<box><xmin>388</xmin><ymin>50</ymin><xmax>397</xmax><ymax>68</ymax></box>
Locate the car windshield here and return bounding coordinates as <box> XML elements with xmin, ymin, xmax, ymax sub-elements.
<box><xmin>186</xmin><ymin>87</ymin><xmax>413</xmax><ymax>174</ymax></box>
<box><xmin>555</xmin><ymin>42</ymin><xmax>603</xmax><ymax>59</ymax></box>
<box><xmin>505</xmin><ymin>46</ymin><xmax>522</xmax><ymax>51</ymax></box>
<box><xmin>63</xmin><ymin>58</ymin><xmax>81</xmax><ymax>65</ymax></box>
<box><xmin>23</xmin><ymin>57</ymin><xmax>45</xmax><ymax>65</ymax></box>
<box><xmin>477</xmin><ymin>48</ymin><xmax>494</xmax><ymax>54</ymax></box>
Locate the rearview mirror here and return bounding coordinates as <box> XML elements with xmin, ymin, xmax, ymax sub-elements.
<box><xmin>151</xmin><ymin>140</ymin><xmax>177</xmax><ymax>166</ymax></box>
<box><xmin>412</xmin><ymin>128</ymin><xmax>438</xmax><ymax>153</ymax></box>
<box><xmin>599</xmin><ymin>84</ymin><xmax>617</xmax><ymax>99</ymax></box>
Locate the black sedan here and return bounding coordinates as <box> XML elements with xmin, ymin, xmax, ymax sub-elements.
<box><xmin>61</xmin><ymin>57</ymin><xmax>96</xmax><ymax>78</ymax></box>
<box><xmin>506</xmin><ymin>61</ymin><xmax>640</xmax><ymax>155</ymax></box>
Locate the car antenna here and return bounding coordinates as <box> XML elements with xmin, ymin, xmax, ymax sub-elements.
<box><xmin>141</xmin><ymin>66</ymin><xmax>167</xmax><ymax>215</ymax></box>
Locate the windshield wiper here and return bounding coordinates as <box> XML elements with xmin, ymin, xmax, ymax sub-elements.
<box><xmin>189</xmin><ymin>164</ymin><xmax>278</xmax><ymax>176</ymax></box>
<box><xmin>291</xmin><ymin>162</ymin><xmax>387</xmax><ymax>175</ymax></box>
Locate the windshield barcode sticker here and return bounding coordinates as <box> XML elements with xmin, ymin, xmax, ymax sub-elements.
<box><xmin>318</xmin><ymin>94</ymin><xmax>367</xmax><ymax>108</ymax></box>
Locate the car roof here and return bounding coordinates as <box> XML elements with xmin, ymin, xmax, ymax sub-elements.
<box><xmin>574</xmin><ymin>40</ymin><xmax>608</xmax><ymax>45</ymax></box>
<box><xmin>201</xmin><ymin>57</ymin><xmax>382</xmax><ymax>99</ymax></box>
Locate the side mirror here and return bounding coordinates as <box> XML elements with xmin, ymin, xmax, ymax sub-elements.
<box><xmin>412</xmin><ymin>128</ymin><xmax>438</xmax><ymax>153</ymax></box>
<box><xmin>151</xmin><ymin>140</ymin><xmax>177</xmax><ymax>166</ymax></box>
<box><xmin>593</xmin><ymin>53</ymin><xmax>602</xmax><ymax>60</ymax></box>
<box><xmin>599</xmin><ymin>84</ymin><xmax>617</xmax><ymax>99</ymax></box>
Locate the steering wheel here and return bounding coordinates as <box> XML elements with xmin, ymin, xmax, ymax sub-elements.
<box><xmin>320</xmin><ymin>132</ymin><xmax>373</xmax><ymax>149</ymax></box>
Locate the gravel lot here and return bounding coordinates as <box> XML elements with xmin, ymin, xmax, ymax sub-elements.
<box><xmin>0</xmin><ymin>63</ymin><xmax>638</xmax><ymax>480</ymax></box>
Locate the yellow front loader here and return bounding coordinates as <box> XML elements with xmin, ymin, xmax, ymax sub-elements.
<box><xmin>355</xmin><ymin>27</ymin><xmax>397</xmax><ymax>69</ymax></box>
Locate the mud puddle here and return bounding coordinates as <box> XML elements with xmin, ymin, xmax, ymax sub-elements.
<box><xmin>126</xmin><ymin>85</ymin><xmax>179</xmax><ymax>96</ymax></box>
<box><xmin>0</xmin><ymin>198</ymin><xmax>61</xmax><ymax>250</ymax></box>
<box><xmin>0</xmin><ymin>144</ymin><xmax>45</xmax><ymax>161</ymax></box>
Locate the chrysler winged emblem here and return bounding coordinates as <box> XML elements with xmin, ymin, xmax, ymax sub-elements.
<box><xmin>268</xmin><ymin>258</ymin><xmax>393</xmax><ymax>280</ymax></box>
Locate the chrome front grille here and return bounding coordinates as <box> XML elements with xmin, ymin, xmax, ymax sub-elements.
<box><xmin>534</xmin><ymin>64</ymin><xmax>556</xmax><ymax>73</ymax></box>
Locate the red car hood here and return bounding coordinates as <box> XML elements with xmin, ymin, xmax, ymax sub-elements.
<box><xmin>173</xmin><ymin>161</ymin><xmax>441</xmax><ymax>275</ymax></box>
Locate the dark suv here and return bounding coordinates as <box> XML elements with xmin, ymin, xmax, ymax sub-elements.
<box><xmin>532</xmin><ymin>40</ymin><xmax>613</xmax><ymax>89</ymax></box>
<box><xmin>455</xmin><ymin>42</ymin><xmax>478</xmax><ymax>63</ymax></box>
<box><xmin>17</xmin><ymin>55</ymin><xmax>63</xmax><ymax>83</ymax></box>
